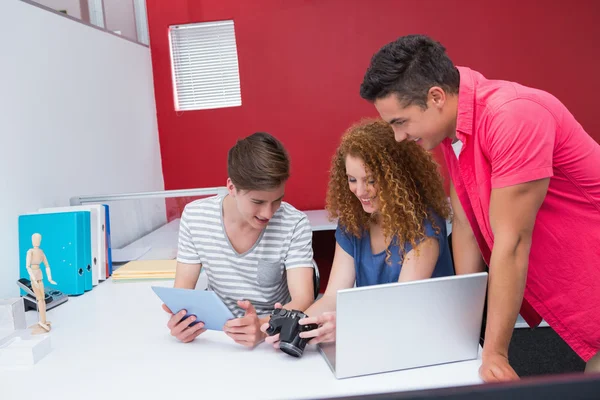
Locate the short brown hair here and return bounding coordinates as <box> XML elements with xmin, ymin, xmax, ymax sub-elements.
<box><xmin>227</xmin><ymin>132</ymin><xmax>290</xmax><ymax>191</ymax></box>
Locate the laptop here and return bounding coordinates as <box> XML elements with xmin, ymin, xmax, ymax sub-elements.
<box><xmin>318</xmin><ymin>272</ymin><xmax>488</xmax><ymax>379</ymax></box>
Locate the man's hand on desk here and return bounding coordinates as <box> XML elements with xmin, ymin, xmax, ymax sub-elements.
<box><xmin>162</xmin><ymin>304</ymin><xmax>207</xmax><ymax>343</ymax></box>
<box><xmin>479</xmin><ymin>352</ymin><xmax>519</xmax><ymax>382</ymax></box>
<box><xmin>223</xmin><ymin>300</ymin><xmax>266</xmax><ymax>348</ymax></box>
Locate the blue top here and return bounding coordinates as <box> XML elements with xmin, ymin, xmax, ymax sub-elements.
<box><xmin>335</xmin><ymin>212</ymin><xmax>454</xmax><ymax>287</ymax></box>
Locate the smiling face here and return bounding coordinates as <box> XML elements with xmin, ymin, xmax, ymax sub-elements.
<box><xmin>374</xmin><ymin>88</ymin><xmax>457</xmax><ymax>151</ymax></box>
<box><xmin>345</xmin><ymin>154</ymin><xmax>378</xmax><ymax>214</ymax></box>
<box><xmin>228</xmin><ymin>178</ymin><xmax>285</xmax><ymax>230</ymax></box>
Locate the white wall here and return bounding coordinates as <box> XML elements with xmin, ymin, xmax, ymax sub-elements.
<box><xmin>0</xmin><ymin>0</ymin><xmax>166</xmax><ymax>298</ymax></box>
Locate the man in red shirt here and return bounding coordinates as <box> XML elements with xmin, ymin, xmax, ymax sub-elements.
<box><xmin>359</xmin><ymin>34</ymin><xmax>600</xmax><ymax>382</ymax></box>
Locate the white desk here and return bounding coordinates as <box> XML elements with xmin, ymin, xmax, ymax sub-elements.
<box><xmin>0</xmin><ymin>279</ymin><xmax>482</xmax><ymax>400</ymax></box>
<box><xmin>114</xmin><ymin>218</ymin><xmax>182</xmax><ymax>261</ymax></box>
<box><xmin>114</xmin><ymin>211</ymin><xmax>544</xmax><ymax>330</ymax></box>
<box><xmin>305</xmin><ymin>209</ymin><xmax>338</xmax><ymax>231</ymax></box>
<box><xmin>304</xmin><ymin>209</ymin><xmax>454</xmax><ymax>235</ymax></box>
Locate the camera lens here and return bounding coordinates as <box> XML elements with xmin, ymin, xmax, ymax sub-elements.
<box><xmin>280</xmin><ymin>342</ymin><xmax>303</xmax><ymax>357</ymax></box>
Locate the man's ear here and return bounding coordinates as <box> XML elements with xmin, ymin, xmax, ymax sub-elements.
<box><xmin>226</xmin><ymin>178</ymin><xmax>236</xmax><ymax>197</ymax></box>
<box><xmin>428</xmin><ymin>86</ymin><xmax>447</xmax><ymax>108</ymax></box>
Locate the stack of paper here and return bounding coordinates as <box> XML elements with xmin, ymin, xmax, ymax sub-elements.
<box><xmin>112</xmin><ymin>260</ymin><xmax>177</xmax><ymax>282</ymax></box>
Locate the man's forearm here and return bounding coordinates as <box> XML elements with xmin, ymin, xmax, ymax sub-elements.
<box><xmin>283</xmin><ymin>295</ymin><xmax>313</xmax><ymax>313</ymax></box>
<box><xmin>452</xmin><ymin>218</ymin><xmax>486</xmax><ymax>274</ymax></box>
<box><xmin>483</xmin><ymin>236</ymin><xmax>529</xmax><ymax>357</ymax></box>
<box><xmin>173</xmin><ymin>262</ymin><xmax>201</xmax><ymax>289</ymax></box>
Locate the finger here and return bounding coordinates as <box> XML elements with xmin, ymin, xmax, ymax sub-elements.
<box><xmin>238</xmin><ymin>300</ymin><xmax>257</xmax><ymax>316</ymax></box>
<box><xmin>226</xmin><ymin>330</ymin><xmax>263</xmax><ymax>346</ymax></box>
<box><xmin>298</xmin><ymin>316</ymin><xmax>322</xmax><ymax>325</ymax></box>
<box><xmin>299</xmin><ymin>314</ymin><xmax>334</xmax><ymax>325</ymax></box>
<box><xmin>274</xmin><ymin>302</ymin><xmax>283</xmax><ymax>309</ymax></box>
<box><xmin>167</xmin><ymin>310</ymin><xmax>187</xmax><ymax>330</ymax></box>
<box><xmin>309</xmin><ymin>331</ymin><xmax>334</xmax><ymax>345</ymax></box>
<box><xmin>181</xmin><ymin>329</ymin><xmax>206</xmax><ymax>343</ymax></box>
<box><xmin>260</xmin><ymin>322</ymin><xmax>270</xmax><ymax>333</ymax></box>
<box><xmin>230</xmin><ymin>321</ymin><xmax>260</xmax><ymax>335</ymax></box>
<box><xmin>490</xmin><ymin>364</ymin><xmax>508</xmax><ymax>381</ymax></box>
<box><xmin>498</xmin><ymin>363</ymin><xmax>519</xmax><ymax>380</ymax></box>
<box><xmin>229</xmin><ymin>314</ymin><xmax>258</xmax><ymax>329</ymax></box>
<box><xmin>479</xmin><ymin>365</ymin><xmax>500</xmax><ymax>383</ymax></box>
<box><xmin>225</xmin><ymin>331</ymin><xmax>248</xmax><ymax>340</ymax></box>
<box><xmin>496</xmin><ymin>365</ymin><xmax>519</xmax><ymax>382</ymax></box>
<box><xmin>299</xmin><ymin>325</ymin><xmax>328</xmax><ymax>339</ymax></box>
<box><xmin>180</xmin><ymin>323</ymin><xmax>206</xmax><ymax>342</ymax></box>
<box><xmin>225</xmin><ymin>316</ymin><xmax>251</xmax><ymax>329</ymax></box>
<box><xmin>507</xmin><ymin>367</ymin><xmax>520</xmax><ymax>380</ymax></box>
<box><xmin>224</xmin><ymin>326</ymin><xmax>250</xmax><ymax>334</ymax></box>
<box><xmin>308</xmin><ymin>336</ymin><xmax>323</xmax><ymax>345</ymax></box>
<box><xmin>162</xmin><ymin>304</ymin><xmax>173</xmax><ymax>314</ymax></box>
<box><xmin>265</xmin><ymin>333</ymin><xmax>280</xmax><ymax>344</ymax></box>
<box><xmin>225</xmin><ymin>332</ymin><xmax>254</xmax><ymax>346</ymax></box>
<box><xmin>170</xmin><ymin>314</ymin><xmax>197</xmax><ymax>336</ymax></box>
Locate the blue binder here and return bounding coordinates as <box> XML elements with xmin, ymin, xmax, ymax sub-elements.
<box><xmin>103</xmin><ymin>204</ymin><xmax>113</xmax><ymax>276</ymax></box>
<box><xmin>18</xmin><ymin>211</ymin><xmax>92</xmax><ymax>296</ymax></box>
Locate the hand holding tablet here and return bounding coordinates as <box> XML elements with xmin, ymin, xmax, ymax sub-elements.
<box><xmin>152</xmin><ymin>286</ymin><xmax>235</xmax><ymax>339</ymax></box>
<box><xmin>162</xmin><ymin>303</ymin><xmax>207</xmax><ymax>343</ymax></box>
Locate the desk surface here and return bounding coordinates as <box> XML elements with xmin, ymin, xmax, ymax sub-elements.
<box><xmin>0</xmin><ymin>279</ymin><xmax>483</xmax><ymax>400</ymax></box>
<box><xmin>115</xmin><ymin>211</ymin><xmax>543</xmax><ymax>329</ymax></box>
<box><xmin>304</xmin><ymin>209</ymin><xmax>338</xmax><ymax>231</ymax></box>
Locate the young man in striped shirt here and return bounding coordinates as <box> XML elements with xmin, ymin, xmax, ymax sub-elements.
<box><xmin>162</xmin><ymin>132</ymin><xmax>315</xmax><ymax>348</ymax></box>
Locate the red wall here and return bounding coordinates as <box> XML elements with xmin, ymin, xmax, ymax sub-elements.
<box><xmin>147</xmin><ymin>0</ymin><xmax>600</xmax><ymax>211</ymax></box>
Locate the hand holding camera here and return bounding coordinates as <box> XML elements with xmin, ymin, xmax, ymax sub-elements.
<box><xmin>263</xmin><ymin>307</ymin><xmax>318</xmax><ymax>357</ymax></box>
<box><xmin>298</xmin><ymin>311</ymin><xmax>336</xmax><ymax>345</ymax></box>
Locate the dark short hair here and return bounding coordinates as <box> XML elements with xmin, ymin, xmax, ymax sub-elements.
<box><xmin>227</xmin><ymin>132</ymin><xmax>290</xmax><ymax>191</ymax></box>
<box><xmin>360</xmin><ymin>34</ymin><xmax>460</xmax><ymax>108</ymax></box>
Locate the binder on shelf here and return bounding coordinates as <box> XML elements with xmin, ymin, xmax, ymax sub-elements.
<box><xmin>39</xmin><ymin>205</ymin><xmax>106</xmax><ymax>285</ymax></box>
<box><xmin>18</xmin><ymin>211</ymin><xmax>91</xmax><ymax>296</ymax></box>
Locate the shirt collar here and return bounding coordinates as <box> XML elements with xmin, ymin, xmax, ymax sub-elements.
<box><xmin>455</xmin><ymin>66</ymin><xmax>476</xmax><ymax>141</ymax></box>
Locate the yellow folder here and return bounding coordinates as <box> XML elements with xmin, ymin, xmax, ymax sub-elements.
<box><xmin>112</xmin><ymin>259</ymin><xmax>177</xmax><ymax>281</ymax></box>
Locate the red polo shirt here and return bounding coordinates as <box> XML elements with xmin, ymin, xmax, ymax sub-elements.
<box><xmin>442</xmin><ymin>67</ymin><xmax>600</xmax><ymax>361</ymax></box>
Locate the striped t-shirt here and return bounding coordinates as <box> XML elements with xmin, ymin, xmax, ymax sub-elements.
<box><xmin>176</xmin><ymin>194</ymin><xmax>314</xmax><ymax>317</ymax></box>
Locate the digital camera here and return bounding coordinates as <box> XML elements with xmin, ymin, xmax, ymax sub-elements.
<box><xmin>265</xmin><ymin>308</ymin><xmax>318</xmax><ymax>357</ymax></box>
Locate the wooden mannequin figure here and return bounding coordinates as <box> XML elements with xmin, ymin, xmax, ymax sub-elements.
<box><xmin>25</xmin><ymin>233</ymin><xmax>57</xmax><ymax>334</ymax></box>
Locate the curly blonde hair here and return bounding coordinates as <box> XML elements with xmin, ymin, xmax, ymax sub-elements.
<box><xmin>326</xmin><ymin>119</ymin><xmax>450</xmax><ymax>263</ymax></box>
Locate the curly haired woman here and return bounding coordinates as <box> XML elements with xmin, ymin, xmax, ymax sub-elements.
<box><xmin>263</xmin><ymin>119</ymin><xmax>454</xmax><ymax>346</ymax></box>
